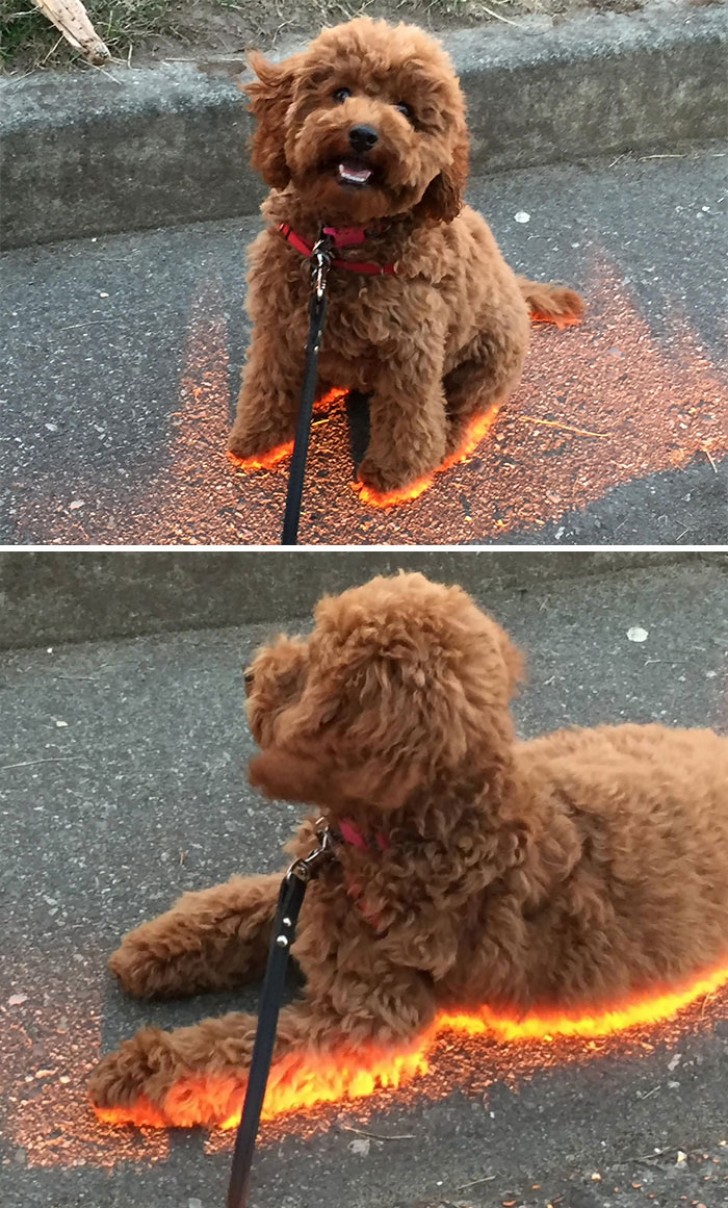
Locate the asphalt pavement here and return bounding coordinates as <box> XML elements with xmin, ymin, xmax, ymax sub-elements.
<box><xmin>2</xmin><ymin>148</ymin><xmax>727</xmax><ymax>546</ymax></box>
<box><xmin>2</xmin><ymin>553</ymin><xmax>727</xmax><ymax>1207</ymax></box>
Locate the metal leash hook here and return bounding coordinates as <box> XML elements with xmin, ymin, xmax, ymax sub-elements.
<box><xmin>311</xmin><ymin>234</ymin><xmax>334</xmax><ymax>303</ymax></box>
<box><xmin>286</xmin><ymin>819</ymin><xmax>334</xmax><ymax>885</ymax></box>
<box><xmin>225</xmin><ymin>821</ymin><xmax>335</xmax><ymax>1208</ymax></box>
<box><xmin>280</xmin><ymin>231</ymin><xmax>334</xmax><ymax>546</ymax></box>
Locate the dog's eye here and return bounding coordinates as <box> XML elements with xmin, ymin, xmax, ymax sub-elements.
<box><xmin>333</xmin><ymin>87</ymin><xmax>352</xmax><ymax>103</ymax></box>
<box><xmin>393</xmin><ymin>101</ymin><xmax>414</xmax><ymax>122</ymax></box>
<box><xmin>243</xmin><ymin>669</ymin><xmax>255</xmax><ymax>685</ymax></box>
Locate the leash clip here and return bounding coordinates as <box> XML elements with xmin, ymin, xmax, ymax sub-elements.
<box><xmin>310</xmin><ymin>234</ymin><xmax>334</xmax><ymax>301</ymax></box>
<box><xmin>286</xmin><ymin>819</ymin><xmax>334</xmax><ymax>883</ymax></box>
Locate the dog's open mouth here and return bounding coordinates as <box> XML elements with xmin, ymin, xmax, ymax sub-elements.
<box><xmin>336</xmin><ymin>158</ymin><xmax>374</xmax><ymax>188</ymax></box>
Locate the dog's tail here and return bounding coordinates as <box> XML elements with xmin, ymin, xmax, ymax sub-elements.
<box><xmin>517</xmin><ymin>276</ymin><xmax>586</xmax><ymax>330</ymax></box>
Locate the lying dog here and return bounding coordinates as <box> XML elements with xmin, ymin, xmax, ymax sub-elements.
<box><xmin>227</xmin><ymin>18</ymin><xmax>585</xmax><ymax>498</ymax></box>
<box><xmin>90</xmin><ymin>573</ymin><xmax>728</xmax><ymax>1126</ymax></box>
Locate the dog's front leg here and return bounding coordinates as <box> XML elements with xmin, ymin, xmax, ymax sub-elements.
<box><xmin>89</xmin><ymin>969</ymin><xmax>435</xmax><ymax>1126</ymax></box>
<box><xmin>228</xmin><ymin>330</ymin><xmax>302</xmax><ymax>462</ymax></box>
<box><xmin>107</xmin><ymin>873</ymin><xmax>282</xmax><ymax>999</ymax></box>
<box><xmin>358</xmin><ymin>344</ymin><xmax>448</xmax><ymax>494</ymax></box>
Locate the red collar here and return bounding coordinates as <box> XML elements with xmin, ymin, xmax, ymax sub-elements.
<box><xmin>338</xmin><ymin>816</ymin><xmax>393</xmax><ymax>855</ymax></box>
<box><xmin>335</xmin><ymin>817</ymin><xmax>390</xmax><ymax>931</ymax></box>
<box><xmin>278</xmin><ymin>222</ymin><xmax>397</xmax><ymax>277</ymax></box>
<box><xmin>337</xmin><ymin>817</ymin><xmax>391</xmax><ymax>853</ymax></box>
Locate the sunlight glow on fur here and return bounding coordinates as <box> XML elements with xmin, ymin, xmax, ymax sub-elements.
<box><xmin>93</xmin><ymin>960</ymin><xmax>728</xmax><ymax>1131</ymax></box>
<box><xmin>529</xmin><ymin>309</ymin><xmax>582</xmax><ymax>330</ymax></box>
<box><xmin>354</xmin><ymin>404</ymin><xmax>500</xmax><ymax>508</ymax></box>
<box><xmin>227</xmin><ymin>389</ymin><xmax>347</xmax><ymax>472</ymax></box>
<box><xmin>227</xmin><ymin>442</ymin><xmax>294</xmax><ymax>472</ymax></box>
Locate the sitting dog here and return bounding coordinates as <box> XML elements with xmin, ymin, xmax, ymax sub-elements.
<box><xmin>227</xmin><ymin>18</ymin><xmax>585</xmax><ymax>498</ymax></box>
<box><xmin>90</xmin><ymin>573</ymin><xmax>728</xmax><ymax>1126</ymax></box>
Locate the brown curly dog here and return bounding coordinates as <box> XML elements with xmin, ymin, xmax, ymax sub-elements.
<box><xmin>89</xmin><ymin>573</ymin><xmax>728</xmax><ymax>1127</ymax></box>
<box><xmin>227</xmin><ymin>17</ymin><xmax>585</xmax><ymax>498</ymax></box>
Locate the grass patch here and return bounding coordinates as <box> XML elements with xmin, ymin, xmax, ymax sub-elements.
<box><xmin>1</xmin><ymin>0</ymin><xmax>201</xmax><ymax>67</ymax></box>
<box><xmin>0</xmin><ymin>0</ymin><xmax>642</xmax><ymax>72</ymax></box>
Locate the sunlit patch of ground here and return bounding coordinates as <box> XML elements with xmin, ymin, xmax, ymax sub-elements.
<box><xmin>13</xmin><ymin>253</ymin><xmax>727</xmax><ymax>545</ymax></box>
<box><xmin>3</xmin><ymin>1000</ymin><xmax>170</xmax><ymax>1169</ymax></box>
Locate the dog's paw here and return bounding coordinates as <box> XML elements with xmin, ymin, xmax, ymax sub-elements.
<box><xmin>357</xmin><ymin>456</ymin><xmax>425</xmax><ymax>496</ymax></box>
<box><xmin>89</xmin><ymin>1028</ymin><xmax>179</xmax><ymax>1111</ymax></box>
<box><xmin>108</xmin><ymin>933</ymin><xmax>175</xmax><ymax>999</ymax></box>
<box><xmin>227</xmin><ymin>426</ymin><xmax>294</xmax><ymax>470</ymax></box>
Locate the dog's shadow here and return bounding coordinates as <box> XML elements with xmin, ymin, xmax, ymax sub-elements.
<box><xmin>345</xmin><ymin>391</ymin><xmax>371</xmax><ymax>469</ymax></box>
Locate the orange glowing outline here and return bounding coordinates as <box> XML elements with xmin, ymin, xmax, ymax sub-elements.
<box><xmin>227</xmin><ymin>389</ymin><xmax>348</xmax><ymax>473</ymax></box>
<box><xmin>93</xmin><ymin>958</ymin><xmax>728</xmax><ymax>1131</ymax></box>
<box><xmin>227</xmin><ymin>442</ymin><xmax>294</xmax><ymax>472</ymax></box>
<box><xmin>530</xmin><ymin>310</ymin><xmax>582</xmax><ymax>330</ymax></box>
<box><xmin>354</xmin><ymin>404</ymin><xmax>500</xmax><ymax>509</ymax></box>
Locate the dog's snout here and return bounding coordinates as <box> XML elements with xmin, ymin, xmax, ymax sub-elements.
<box><xmin>349</xmin><ymin>124</ymin><xmax>379</xmax><ymax>153</ymax></box>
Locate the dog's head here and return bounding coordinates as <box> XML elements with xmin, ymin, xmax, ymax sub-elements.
<box><xmin>244</xmin><ymin>17</ymin><xmax>469</xmax><ymax>225</ymax></box>
<box><xmin>244</xmin><ymin>573</ymin><xmax>522</xmax><ymax>816</ymax></box>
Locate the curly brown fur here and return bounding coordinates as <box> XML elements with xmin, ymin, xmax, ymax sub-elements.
<box><xmin>89</xmin><ymin>573</ymin><xmax>728</xmax><ymax>1125</ymax></box>
<box><xmin>227</xmin><ymin>18</ymin><xmax>585</xmax><ymax>495</ymax></box>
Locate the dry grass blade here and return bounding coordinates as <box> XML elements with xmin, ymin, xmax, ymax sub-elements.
<box><xmin>1</xmin><ymin>756</ymin><xmax>82</xmax><ymax>770</ymax></box>
<box><xmin>702</xmin><ymin>446</ymin><xmax>718</xmax><ymax>473</ymax></box>
<box><xmin>478</xmin><ymin>3</ymin><xmax>523</xmax><ymax>25</ymax></box>
<box><xmin>457</xmin><ymin>1173</ymin><xmax>497</xmax><ymax>1189</ymax></box>
<box><xmin>519</xmin><ymin>415</ymin><xmax>609</xmax><ymax>439</ymax></box>
<box><xmin>340</xmin><ymin>1123</ymin><xmax>415</xmax><ymax>1141</ymax></box>
<box><xmin>31</xmin><ymin>0</ymin><xmax>110</xmax><ymax>62</ymax></box>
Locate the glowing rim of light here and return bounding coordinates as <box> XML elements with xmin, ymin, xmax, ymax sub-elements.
<box><xmin>93</xmin><ymin>959</ymin><xmax>728</xmax><ymax>1131</ymax></box>
<box><xmin>354</xmin><ymin>404</ymin><xmax>500</xmax><ymax>509</ymax></box>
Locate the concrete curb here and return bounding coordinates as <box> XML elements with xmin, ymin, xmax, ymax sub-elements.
<box><xmin>1</xmin><ymin>1</ymin><xmax>726</xmax><ymax>249</ymax></box>
<box><xmin>1</xmin><ymin>550</ymin><xmax>724</xmax><ymax>651</ymax></box>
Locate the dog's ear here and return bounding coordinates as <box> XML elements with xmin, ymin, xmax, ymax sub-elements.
<box><xmin>242</xmin><ymin>51</ymin><xmax>302</xmax><ymax>189</ymax></box>
<box><xmin>414</xmin><ymin>123</ymin><xmax>469</xmax><ymax>224</ymax></box>
<box><xmin>249</xmin><ymin>747</ymin><xmax>328</xmax><ymax>803</ymax></box>
<box><xmin>331</xmin><ymin>647</ymin><xmax>472</xmax><ymax>810</ymax></box>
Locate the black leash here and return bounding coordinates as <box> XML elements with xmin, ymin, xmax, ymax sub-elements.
<box><xmin>280</xmin><ymin>235</ymin><xmax>334</xmax><ymax>546</ymax></box>
<box><xmin>225</xmin><ymin>825</ymin><xmax>334</xmax><ymax>1208</ymax></box>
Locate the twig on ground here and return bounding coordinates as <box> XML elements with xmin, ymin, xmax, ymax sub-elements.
<box><xmin>618</xmin><ymin>1149</ymin><xmax>665</xmax><ymax>1165</ymax></box>
<box><xmin>340</xmin><ymin>1124</ymin><xmax>415</xmax><ymax>1141</ymax></box>
<box><xmin>457</xmin><ymin>1173</ymin><xmax>497</xmax><ymax>1189</ymax></box>
<box><xmin>91</xmin><ymin>62</ymin><xmax>122</xmax><ymax>83</ymax></box>
<box><xmin>478</xmin><ymin>4</ymin><xmax>522</xmax><ymax>25</ymax></box>
<box><xmin>702</xmin><ymin>446</ymin><xmax>718</xmax><ymax>473</ymax></box>
<box><xmin>637</xmin><ymin>1085</ymin><xmax>661</xmax><ymax>1101</ymax></box>
<box><xmin>1</xmin><ymin>756</ymin><xmax>82</xmax><ymax>771</ymax></box>
<box><xmin>31</xmin><ymin>0</ymin><xmax>110</xmax><ymax>64</ymax></box>
<box><xmin>519</xmin><ymin>416</ymin><xmax>608</xmax><ymax>439</ymax></box>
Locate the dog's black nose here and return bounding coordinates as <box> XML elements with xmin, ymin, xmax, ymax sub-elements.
<box><xmin>349</xmin><ymin>125</ymin><xmax>378</xmax><ymax>153</ymax></box>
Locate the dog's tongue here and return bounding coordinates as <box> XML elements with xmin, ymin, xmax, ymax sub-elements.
<box><xmin>338</xmin><ymin>160</ymin><xmax>372</xmax><ymax>186</ymax></box>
